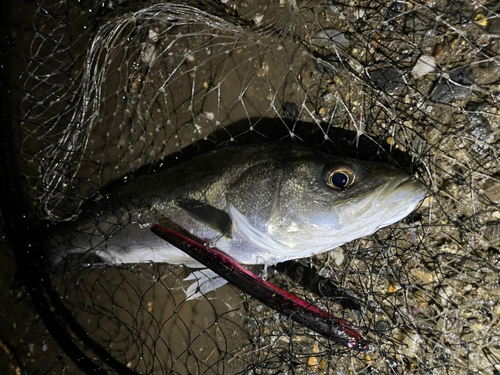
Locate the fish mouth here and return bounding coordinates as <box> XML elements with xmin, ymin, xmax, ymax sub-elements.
<box><xmin>394</xmin><ymin>176</ymin><xmax>420</xmax><ymax>189</ymax></box>
<box><xmin>392</xmin><ymin>176</ymin><xmax>428</xmax><ymax>198</ymax></box>
<box><xmin>394</xmin><ymin>176</ymin><xmax>412</xmax><ymax>188</ymax></box>
<box><xmin>374</xmin><ymin>175</ymin><xmax>427</xmax><ymax>229</ymax></box>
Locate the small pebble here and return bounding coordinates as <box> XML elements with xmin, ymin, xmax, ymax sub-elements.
<box><xmin>348</xmin><ymin>59</ymin><xmax>363</xmax><ymax>73</ymax></box>
<box><xmin>429</xmin><ymin>66</ymin><xmax>474</xmax><ymax>103</ymax></box>
<box><xmin>257</xmin><ymin>62</ymin><xmax>269</xmax><ymax>77</ymax></box>
<box><xmin>308</xmin><ymin>356</ymin><xmax>319</xmax><ymax>367</ymax></box>
<box><xmin>331</xmin><ymin>248</ymin><xmax>344</xmax><ymax>265</ymax></box>
<box><xmin>388</xmin><ymin>282</ymin><xmax>399</xmax><ymax>293</ymax></box>
<box><xmin>410</xmin><ymin>268</ymin><xmax>435</xmax><ymax>283</ymax></box>
<box><xmin>474</xmin><ymin>13</ymin><xmax>487</xmax><ymax>27</ymax></box>
<box><xmin>308</xmin><ymin>344</ymin><xmax>326</xmax><ymax>370</ymax></box>
<box><xmin>313</xmin><ymin>29</ymin><xmax>349</xmax><ymax>48</ymax></box>
<box><xmin>433</xmin><ymin>44</ymin><xmax>444</xmax><ymax>60</ymax></box>
<box><xmin>417</xmin><ymin>301</ymin><xmax>428</xmax><ymax>308</ymax></box>
<box><xmin>433</xmin><ymin>345</ymin><xmax>450</xmax><ymax>364</ymax></box>
<box><xmin>148</xmin><ymin>29</ymin><xmax>158</xmax><ymax>41</ymax></box>
<box><xmin>493</xmin><ymin>304</ymin><xmax>500</xmax><ymax>316</ymax></box>
<box><xmin>435</xmin><ymin>285</ymin><xmax>454</xmax><ymax>305</ymax></box>
<box><xmin>253</xmin><ymin>13</ymin><xmax>264</xmax><ymax>26</ymax></box>
<box><xmin>368</xmin><ymin>67</ymin><xmax>404</xmax><ymax>92</ymax></box>
<box><xmin>470</xmin><ymin>322</ymin><xmax>484</xmax><ymax>332</ymax></box>
<box><xmin>374</xmin><ymin>320</ymin><xmax>391</xmax><ymax>332</ymax></box>
<box><xmin>412</xmin><ymin>55</ymin><xmax>436</xmax><ymax>78</ymax></box>
<box><xmin>282</xmin><ymin>102</ymin><xmax>300</xmax><ymax>119</ymax></box>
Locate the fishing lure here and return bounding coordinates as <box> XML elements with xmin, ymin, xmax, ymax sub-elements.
<box><xmin>151</xmin><ymin>224</ymin><xmax>369</xmax><ymax>350</ymax></box>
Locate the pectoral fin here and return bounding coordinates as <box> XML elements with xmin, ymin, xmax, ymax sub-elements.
<box><xmin>175</xmin><ymin>198</ymin><xmax>233</xmax><ymax>238</ymax></box>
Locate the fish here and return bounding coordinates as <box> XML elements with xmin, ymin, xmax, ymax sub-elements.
<box><xmin>47</xmin><ymin>142</ymin><xmax>427</xmax><ymax>295</ymax></box>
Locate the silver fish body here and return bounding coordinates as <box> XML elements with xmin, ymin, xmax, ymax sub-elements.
<box><xmin>48</xmin><ymin>142</ymin><xmax>427</xmax><ymax>268</ymax></box>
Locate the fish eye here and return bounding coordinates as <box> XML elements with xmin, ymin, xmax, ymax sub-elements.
<box><xmin>325</xmin><ymin>167</ymin><xmax>356</xmax><ymax>190</ymax></box>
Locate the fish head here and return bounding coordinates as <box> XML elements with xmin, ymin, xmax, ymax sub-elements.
<box><xmin>226</xmin><ymin>146</ymin><xmax>428</xmax><ymax>263</ymax></box>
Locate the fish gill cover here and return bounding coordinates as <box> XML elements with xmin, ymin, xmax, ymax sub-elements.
<box><xmin>1</xmin><ymin>0</ymin><xmax>500</xmax><ymax>374</ymax></box>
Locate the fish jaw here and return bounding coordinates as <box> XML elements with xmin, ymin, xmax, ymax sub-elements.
<box><xmin>373</xmin><ymin>176</ymin><xmax>428</xmax><ymax>229</ymax></box>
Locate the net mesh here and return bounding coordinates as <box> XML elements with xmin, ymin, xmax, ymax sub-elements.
<box><xmin>3</xmin><ymin>0</ymin><xmax>500</xmax><ymax>374</ymax></box>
